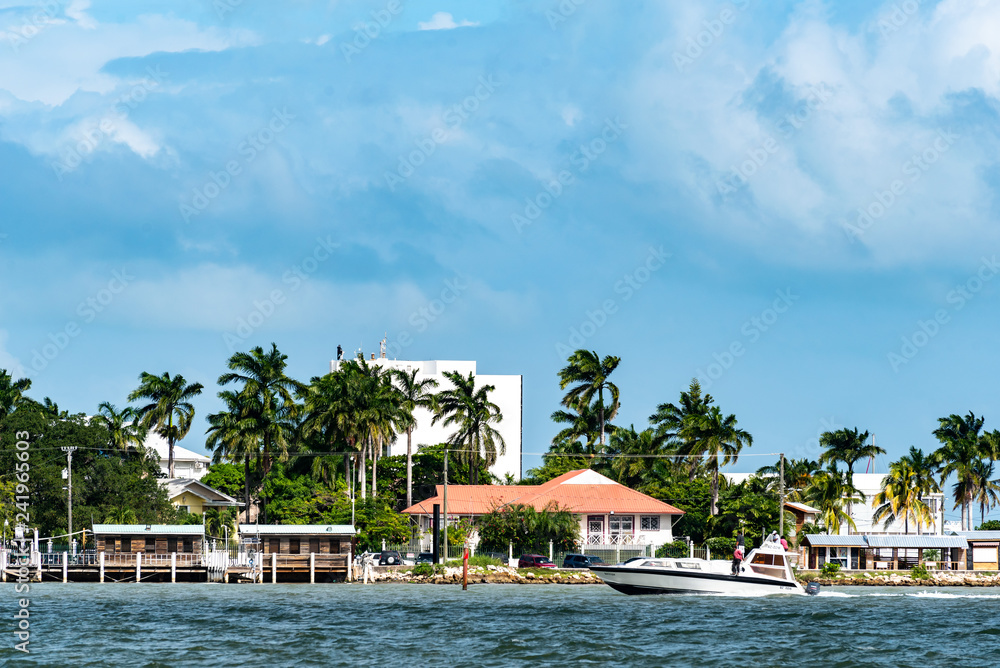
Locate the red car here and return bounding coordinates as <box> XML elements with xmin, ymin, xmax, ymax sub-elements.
<box><xmin>518</xmin><ymin>554</ymin><xmax>556</xmax><ymax>568</ymax></box>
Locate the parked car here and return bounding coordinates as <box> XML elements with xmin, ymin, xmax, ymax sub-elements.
<box><xmin>415</xmin><ymin>552</ymin><xmax>435</xmax><ymax>564</ymax></box>
<box><xmin>518</xmin><ymin>554</ymin><xmax>556</xmax><ymax>569</ymax></box>
<box><xmin>378</xmin><ymin>550</ymin><xmax>414</xmax><ymax>566</ymax></box>
<box><xmin>562</xmin><ymin>553</ymin><xmax>605</xmax><ymax>569</ymax></box>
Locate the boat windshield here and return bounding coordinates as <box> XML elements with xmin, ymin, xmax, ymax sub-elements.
<box><xmin>747</xmin><ymin>552</ymin><xmax>790</xmax><ymax>580</ymax></box>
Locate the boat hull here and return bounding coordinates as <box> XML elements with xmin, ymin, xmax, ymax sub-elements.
<box><xmin>590</xmin><ymin>565</ymin><xmax>804</xmax><ymax>596</ymax></box>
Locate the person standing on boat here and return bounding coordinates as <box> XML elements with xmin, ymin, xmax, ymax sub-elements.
<box><xmin>780</xmin><ymin>536</ymin><xmax>789</xmax><ymax>551</ymax></box>
<box><xmin>731</xmin><ymin>545</ymin><xmax>744</xmax><ymax>576</ymax></box>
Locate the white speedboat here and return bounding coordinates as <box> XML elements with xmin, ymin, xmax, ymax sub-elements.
<box><xmin>590</xmin><ymin>535</ymin><xmax>804</xmax><ymax>596</ymax></box>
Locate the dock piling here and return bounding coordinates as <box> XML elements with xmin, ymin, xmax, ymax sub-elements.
<box><xmin>310</xmin><ymin>553</ymin><xmax>315</xmax><ymax>584</ymax></box>
<box><xmin>136</xmin><ymin>552</ymin><xmax>142</xmax><ymax>583</ymax></box>
<box><xmin>99</xmin><ymin>552</ymin><xmax>105</xmax><ymax>583</ymax></box>
<box><xmin>271</xmin><ymin>552</ymin><xmax>277</xmax><ymax>584</ymax></box>
<box><xmin>62</xmin><ymin>551</ymin><xmax>68</xmax><ymax>583</ymax></box>
<box><xmin>171</xmin><ymin>552</ymin><xmax>176</xmax><ymax>583</ymax></box>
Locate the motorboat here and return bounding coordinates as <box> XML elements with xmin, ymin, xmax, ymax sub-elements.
<box><xmin>590</xmin><ymin>534</ymin><xmax>805</xmax><ymax>596</ymax></box>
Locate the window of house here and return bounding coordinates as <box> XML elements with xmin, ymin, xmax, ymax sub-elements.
<box><xmin>309</xmin><ymin>538</ymin><xmax>320</xmax><ymax>554</ymax></box>
<box><xmin>145</xmin><ymin>537</ymin><xmax>156</xmax><ymax>553</ymax></box>
<box><xmin>609</xmin><ymin>515</ymin><xmax>633</xmax><ymax>535</ymax></box>
<box><xmin>640</xmin><ymin>516</ymin><xmax>660</xmax><ymax>531</ymax></box>
<box><xmin>182</xmin><ymin>538</ymin><xmax>193</xmax><ymax>553</ymax></box>
<box><xmin>167</xmin><ymin>538</ymin><xmax>178</xmax><ymax>553</ymax></box>
<box><xmin>177</xmin><ymin>505</ymin><xmax>189</xmax><ymax>513</ymax></box>
<box><xmin>269</xmin><ymin>538</ymin><xmax>281</xmax><ymax>554</ymax></box>
<box><xmin>290</xmin><ymin>538</ymin><xmax>301</xmax><ymax>555</ymax></box>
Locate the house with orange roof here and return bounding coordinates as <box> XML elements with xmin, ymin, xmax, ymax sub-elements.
<box><xmin>402</xmin><ymin>469</ymin><xmax>684</xmax><ymax>550</ymax></box>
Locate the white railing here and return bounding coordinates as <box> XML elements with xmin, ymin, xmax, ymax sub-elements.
<box><xmin>587</xmin><ymin>534</ymin><xmax>646</xmax><ymax>546</ymax></box>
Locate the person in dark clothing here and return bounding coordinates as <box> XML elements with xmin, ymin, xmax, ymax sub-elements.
<box><xmin>731</xmin><ymin>545</ymin><xmax>744</xmax><ymax>576</ymax></box>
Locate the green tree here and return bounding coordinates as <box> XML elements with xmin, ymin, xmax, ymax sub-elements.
<box><xmin>971</xmin><ymin>459</ymin><xmax>1000</xmax><ymax>528</ymax></box>
<box><xmin>92</xmin><ymin>402</ymin><xmax>147</xmax><ymax>452</ymax></box>
<box><xmin>694</xmin><ymin>406</ymin><xmax>752</xmax><ymax>516</ymax></box>
<box><xmin>549</xmin><ymin>400</ymin><xmax>618</xmax><ymax>456</ymax></box>
<box><xmin>933</xmin><ymin>412</ymin><xmax>988</xmax><ymax>531</ymax></box>
<box><xmin>0</xmin><ymin>370</ymin><xmax>32</xmax><ymax>416</ymax></box>
<box><xmin>649</xmin><ymin>379</ymin><xmax>714</xmax><ymax>482</ymax></box>
<box><xmin>819</xmin><ymin>427</ymin><xmax>883</xmax><ymax>519</ymax></box>
<box><xmin>872</xmin><ymin>456</ymin><xmax>935</xmax><ymax>534</ymax></box>
<box><xmin>217</xmin><ymin>343</ymin><xmax>303</xmax><ymax>479</ymax></box>
<box><xmin>391</xmin><ymin>368</ymin><xmax>439</xmax><ymax>509</ymax></box>
<box><xmin>433</xmin><ymin>371</ymin><xmax>505</xmax><ymax>485</ymax></box>
<box><xmin>128</xmin><ymin>371</ymin><xmax>205</xmax><ymax>478</ymax></box>
<box><xmin>477</xmin><ymin>502</ymin><xmax>579</xmax><ymax>554</ymax></box>
<box><xmin>206</xmin><ymin>390</ymin><xmax>260</xmax><ymax>521</ymax></box>
<box><xmin>803</xmin><ymin>466</ymin><xmax>862</xmax><ymax>534</ymax></box>
<box><xmin>608</xmin><ymin>425</ymin><xmax>663</xmax><ymax>490</ymax></box>
<box><xmin>557</xmin><ymin>349</ymin><xmax>620</xmax><ymax>448</ymax></box>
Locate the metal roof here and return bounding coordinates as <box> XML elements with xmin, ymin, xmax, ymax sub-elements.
<box><xmin>864</xmin><ymin>535</ymin><xmax>967</xmax><ymax>549</ymax></box>
<box><xmin>238</xmin><ymin>524</ymin><xmax>355</xmax><ymax>535</ymax></box>
<box><xmin>91</xmin><ymin>524</ymin><xmax>205</xmax><ymax>535</ymax></box>
<box><xmin>953</xmin><ymin>531</ymin><xmax>1000</xmax><ymax>541</ymax></box>
<box><xmin>801</xmin><ymin>534</ymin><xmax>868</xmax><ymax>547</ymax></box>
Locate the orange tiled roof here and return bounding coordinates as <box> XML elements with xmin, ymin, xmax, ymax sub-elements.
<box><xmin>401</xmin><ymin>469</ymin><xmax>683</xmax><ymax>516</ymax></box>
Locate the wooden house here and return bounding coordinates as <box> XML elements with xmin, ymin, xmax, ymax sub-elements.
<box><xmin>954</xmin><ymin>531</ymin><xmax>1000</xmax><ymax>570</ymax></box>
<box><xmin>238</xmin><ymin>525</ymin><xmax>354</xmax><ymax>556</ymax></box>
<box><xmin>92</xmin><ymin>524</ymin><xmax>205</xmax><ymax>555</ymax></box>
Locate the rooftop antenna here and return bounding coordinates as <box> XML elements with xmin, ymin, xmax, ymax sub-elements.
<box><xmin>866</xmin><ymin>434</ymin><xmax>876</xmax><ymax>474</ymax></box>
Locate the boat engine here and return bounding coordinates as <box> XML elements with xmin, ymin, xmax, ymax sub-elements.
<box><xmin>805</xmin><ymin>581</ymin><xmax>821</xmax><ymax>596</ymax></box>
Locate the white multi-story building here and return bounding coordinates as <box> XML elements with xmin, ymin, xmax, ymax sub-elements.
<box><xmin>843</xmin><ymin>473</ymin><xmax>945</xmax><ymax>536</ymax></box>
<box><xmin>330</xmin><ymin>357</ymin><xmax>522</xmax><ymax>481</ymax></box>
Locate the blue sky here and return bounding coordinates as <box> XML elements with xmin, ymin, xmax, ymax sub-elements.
<box><xmin>2</xmin><ymin>1</ymin><xmax>1000</xmax><ymax>523</ymax></box>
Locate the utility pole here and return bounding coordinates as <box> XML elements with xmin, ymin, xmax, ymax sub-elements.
<box><xmin>442</xmin><ymin>448</ymin><xmax>449</xmax><ymax>564</ymax></box>
<box><xmin>779</xmin><ymin>453</ymin><xmax>785</xmax><ymax>537</ymax></box>
<box><xmin>62</xmin><ymin>447</ymin><xmax>77</xmax><ymax>538</ymax></box>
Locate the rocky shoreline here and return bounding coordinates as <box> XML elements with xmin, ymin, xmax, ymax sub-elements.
<box><xmin>806</xmin><ymin>572</ymin><xmax>1000</xmax><ymax>587</ymax></box>
<box><xmin>362</xmin><ymin>565</ymin><xmax>603</xmax><ymax>585</ymax></box>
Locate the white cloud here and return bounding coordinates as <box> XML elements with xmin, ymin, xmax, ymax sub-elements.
<box><xmin>417</xmin><ymin>12</ymin><xmax>478</xmax><ymax>31</ymax></box>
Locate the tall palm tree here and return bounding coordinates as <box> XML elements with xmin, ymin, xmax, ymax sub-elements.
<box><xmin>756</xmin><ymin>458</ymin><xmax>822</xmax><ymax>502</ymax></box>
<box><xmin>933</xmin><ymin>412</ymin><xmax>986</xmax><ymax>531</ymax></box>
<box><xmin>128</xmin><ymin>372</ymin><xmax>204</xmax><ymax>478</ymax></box>
<box><xmin>391</xmin><ymin>368</ymin><xmax>438</xmax><ymax>508</ymax></box>
<box><xmin>557</xmin><ymin>349</ymin><xmax>620</xmax><ymax>449</ymax></box>
<box><xmin>92</xmin><ymin>402</ymin><xmax>147</xmax><ymax>452</ymax></box>
<box><xmin>217</xmin><ymin>343</ymin><xmax>303</xmax><ymax>480</ymax></box>
<box><xmin>0</xmin><ymin>370</ymin><xmax>31</xmax><ymax>416</ymax></box>
<box><xmin>903</xmin><ymin>446</ymin><xmax>941</xmax><ymax>534</ymax></box>
<box><xmin>971</xmin><ymin>459</ymin><xmax>1000</xmax><ymax>528</ymax></box>
<box><xmin>872</xmin><ymin>457</ymin><xmax>934</xmax><ymax>534</ymax></box>
<box><xmin>649</xmin><ymin>379</ymin><xmax>714</xmax><ymax>481</ymax></box>
<box><xmin>803</xmin><ymin>467</ymin><xmax>862</xmax><ymax>534</ymax></box>
<box><xmin>819</xmin><ymin>427</ymin><xmax>883</xmax><ymax>523</ymax></box>
<box><xmin>206</xmin><ymin>390</ymin><xmax>259</xmax><ymax>521</ymax></box>
<box><xmin>693</xmin><ymin>406</ymin><xmax>753</xmax><ymax>516</ymax></box>
<box><xmin>41</xmin><ymin>397</ymin><xmax>68</xmax><ymax>419</ymax></box>
<box><xmin>433</xmin><ymin>371</ymin><xmax>505</xmax><ymax>485</ymax></box>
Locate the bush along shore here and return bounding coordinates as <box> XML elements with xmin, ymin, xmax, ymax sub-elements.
<box><xmin>364</xmin><ymin>565</ymin><xmax>603</xmax><ymax>585</ymax></box>
<box><xmin>802</xmin><ymin>569</ymin><xmax>1000</xmax><ymax>587</ymax></box>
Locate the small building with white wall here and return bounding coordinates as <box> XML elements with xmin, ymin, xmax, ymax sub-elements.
<box><xmin>144</xmin><ymin>432</ymin><xmax>211</xmax><ymax>481</ymax></box>
<box><xmin>331</xmin><ymin>357</ymin><xmax>522</xmax><ymax>481</ymax></box>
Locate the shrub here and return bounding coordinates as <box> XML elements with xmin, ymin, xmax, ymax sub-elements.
<box><xmin>705</xmin><ymin>537</ymin><xmax>737</xmax><ymax>557</ymax></box>
<box><xmin>656</xmin><ymin>541</ymin><xmax>689</xmax><ymax>559</ymax></box>
<box><xmin>820</xmin><ymin>562</ymin><xmax>841</xmax><ymax>577</ymax></box>
<box><xmin>910</xmin><ymin>564</ymin><xmax>931</xmax><ymax>580</ymax></box>
<box><xmin>412</xmin><ymin>562</ymin><xmax>438</xmax><ymax>577</ymax></box>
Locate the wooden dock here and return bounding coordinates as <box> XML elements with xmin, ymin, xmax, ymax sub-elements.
<box><xmin>1</xmin><ymin>550</ymin><xmax>351</xmax><ymax>584</ymax></box>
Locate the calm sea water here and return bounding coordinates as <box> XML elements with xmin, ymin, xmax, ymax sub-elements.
<box><xmin>2</xmin><ymin>583</ymin><xmax>998</xmax><ymax>667</ymax></box>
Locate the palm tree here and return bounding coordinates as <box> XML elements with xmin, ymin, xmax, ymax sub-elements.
<box><xmin>550</xmin><ymin>400</ymin><xmax>617</xmax><ymax>456</ymax></box>
<box><xmin>933</xmin><ymin>412</ymin><xmax>986</xmax><ymax>531</ymax></box>
<box><xmin>0</xmin><ymin>370</ymin><xmax>31</xmax><ymax>416</ymax></box>
<box><xmin>217</xmin><ymin>343</ymin><xmax>303</xmax><ymax>480</ymax></box>
<box><xmin>693</xmin><ymin>406</ymin><xmax>752</xmax><ymax>516</ymax></box>
<box><xmin>803</xmin><ymin>467</ymin><xmax>862</xmax><ymax>534</ymax></box>
<box><xmin>391</xmin><ymin>368</ymin><xmax>438</xmax><ymax>508</ymax></box>
<box><xmin>92</xmin><ymin>402</ymin><xmax>147</xmax><ymax>452</ymax></box>
<box><xmin>206</xmin><ymin>390</ymin><xmax>259</xmax><ymax>521</ymax></box>
<box><xmin>971</xmin><ymin>459</ymin><xmax>1000</xmax><ymax>528</ymax></box>
<box><xmin>204</xmin><ymin>507</ymin><xmax>238</xmax><ymax>541</ymax></box>
<box><xmin>649</xmin><ymin>379</ymin><xmax>714</xmax><ymax>481</ymax></box>
<box><xmin>872</xmin><ymin>457</ymin><xmax>934</xmax><ymax>534</ymax></box>
<box><xmin>903</xmin><ymin>446</ymin><xmax>941</xmax><ymax>534</ymax></box>
<box><xmin>104</xmin><ymin>505</ymin><xmax>138</xmax><ymax>524</ymax></box>
<box><xmin>819</xmin><ymin>427</ymin><xmax>883</xmax><ymax>522</ymax></box>
<box><xmin>608</xmin><ymin>425</ymin><xmax>662</xmax><ymax>490</ymax></box>
<box><xmin>433</xmin><ymin>371</ymin><xmax>506</xmax><ymax>485</ymax></box>
<box><xmin>128</xmin><ymin>372</ymin><xmax>204</xmax><ymax>478</ymax></box>
<box><xmin>40</xmin><ymin>397</ymin><xmax>68</xmax><ymax>419</ymax></box>
<box><xmin>756</xmin><ymin>458</ymin><xmax>822</xmax><ymax>502</ymax></box>
<box><xmin>557</xmin><ymin>350</ymin><xmax>620</xmax><ymax>449</ymax></box>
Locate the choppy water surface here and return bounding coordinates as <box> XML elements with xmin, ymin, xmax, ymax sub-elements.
<box><xmin>2</xmin><ymin>583</ymin><xmax>999</xmax><ymax>667</ymax></box>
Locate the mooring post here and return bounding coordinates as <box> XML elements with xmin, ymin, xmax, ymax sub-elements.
<box><xmin>99</xmin><ymin>551</ymin><xmax>105</xmax><ymax>583</ymax></box>
<box><xmin>310</xmin><ymin>552</ymin><xmax>315</xmax><ymax>584</ymax></box>
<box><xmin>462</xmin><ymin>548</ymin><xmax>468</xmax><ymax>591</ymax></box>
<box><xmin>1</xmin><ymin>548</ymin><xmax>6</xmax><ymax>582</ymax></box>
<box><xmin>171</xmin><ymin>552</ymin><xmax>176</xmax><ymax>583</ymax></box>
<box><xmin>62</xmin><ymin>551</ymin><xmax>67</xmax><ymax>583</ymax></box>
<box><xmin>271</xmin><ymin>552</ymin><xmax>277</xmax><ymax>584</ymax></box>
<box><xmin>136</xmin><ymin>552</ymin><xmax>142</xmax><ymax>583</ymax></box>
